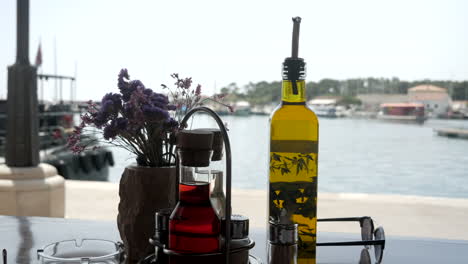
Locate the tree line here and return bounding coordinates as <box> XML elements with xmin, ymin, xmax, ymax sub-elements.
<box><xmin>219</xmin><ymin>78</ymin><xmax>468</xmax><ymax>105</ymax></box>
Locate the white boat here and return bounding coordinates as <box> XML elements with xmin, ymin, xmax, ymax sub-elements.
<box><xmin>309</xmin><ymin>105</ymin><xmax>347</xmax><ymax>118</ymax></box>
<box><xmin>233</xmin><ymin>101</ymin><xmax>251</xmax><ymax>116</ymax></box>
<box><xmin>308</xmin><ymin>98</ymin><xmax>347</xmax><ymax>118</ymax></box>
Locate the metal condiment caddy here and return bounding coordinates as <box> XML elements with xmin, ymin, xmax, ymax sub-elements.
<box><xmin>141</xmin><ymin>106</ymin><xmax>261</xmax><ymax>264</ymax></box>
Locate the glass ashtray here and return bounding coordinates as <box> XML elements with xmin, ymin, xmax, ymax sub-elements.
<box><xmin>37</xmin><ymin>239</ymin><xmax>124</xmax><ymax>263</ymax></box>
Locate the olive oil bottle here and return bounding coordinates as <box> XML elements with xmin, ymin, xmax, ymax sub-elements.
<box><xmin>269</xmin><ymin>17</ymin><xmax>319</xmax><ymax>264</ymax></box>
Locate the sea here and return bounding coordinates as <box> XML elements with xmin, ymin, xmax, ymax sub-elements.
<box><xmin>108</xmin><ymin>116</ymin><xmax>468</xmax><ymax>199</ymax></box>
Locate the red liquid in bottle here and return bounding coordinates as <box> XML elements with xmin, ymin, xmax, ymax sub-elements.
<box><xmin>169</xmin><ymin>182</ymin><xmax>221</xmax><ymax>253</ymax></box>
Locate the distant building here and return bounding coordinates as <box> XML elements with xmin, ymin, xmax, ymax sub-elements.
<box><xmin>408</xmin><ymin>85</ymin><xmax>451</xmax><ymax>116</ymax></box>
<box><xmin>356</xmin><ymin>94</ymin><xmax>408</xmax><ymax>111</ymax></box>
<box><xmin>308</xmin><ymin>96</ymin><xmax>340</xmax><ymax>107</ymax></box>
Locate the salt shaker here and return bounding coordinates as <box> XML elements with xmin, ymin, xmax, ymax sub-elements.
<box><xmin>267</xmin><ymin>220</ymin><xmax>298</xmax><ymax>264</ymax></box>
<box><xmin>222</xmin><ymin>214</ymin><xmax>251</xmax><ymax>264</ymax></box>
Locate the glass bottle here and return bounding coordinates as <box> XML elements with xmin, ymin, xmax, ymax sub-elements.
<box><xmin>169</xmin><ymin>130</ymin><xmax>221</xmax><ymax>254</ymax></box>
<box><xmin>193</xmin><ymin>169</ymin><xmax>225</xmax><ymax>219</ymax></box>
<box><xmin>194</xmin><ymin>128</ymin><xmax>226</xmax><ymax>219</ymax></box>
<box><xmin>268</xmin><ymin>17</ymin><xmax>319</xmax><ymax>264</ymax></box>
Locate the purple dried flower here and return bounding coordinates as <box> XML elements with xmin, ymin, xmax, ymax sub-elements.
<box><xmin>67</xmin><ymin>135</ymin><xmax>78</xmax><ymax>147</ymax></box>
<box><xmin>163</xmin><ymin>118</ymin><xmax>179</xmax><ymax>130</ymax></box>
<box><xmin>130</xmin><ymin>80</ymin><xmax>145</xmax><ymax>89</ymax></box>
<box><xmin>101</xmin><ymin>93</ymin><xmax>122</xmax><ymax>117</ymax></box>
<box><xmin>102</xmin><ymin>93</ymin><xmax>122</xmax><ymax>106</ymax></box>
<box><xmin>103</xmin><ymin>121</ymin><xmax>118</xmax><ymax>140</ymax></box>
<box><xmin>101</xmin><ymin>100</ymin><xmax>113</xmax><ymax>112</ymax></box>
<box><xmin>86</xmin><ymin>100</ymin><xmax>98</xmax><ymax>114</ymax></box>
<box><xmin>121</xmin><ymin>91</ymin><xmax>133</xmax><ymax>102</ymax></box>
<box><xmin>70</xmin><ymin>145</ymin><xmax>85</xmax><ymax>153</ymax></box>
<box><xmin>73</xmin><ymin>125</ymin><xmax>82</xmax><ymax>133</ymax></box>
<box><xmin>142</xmin><ymin>105</ymin><xmax>170</xmax><ymax>121</ymax></box>
<box><xmin>123</xmin><ymin>104</ymin><xmax>134</xmax><ymax>118</ymax></box>
<box><xmin>71</xmin><ymin>69</ymin><xmax>219</xmax><ymax>167</ymax></box>
<box><xmin>129</xmin><ymin>86</ymin><xmax>149</xmax><ymax>105</ymax></box>
<box><xmin>143</xmin><ymin>88</ymin><xmax>154</xmax><ymax>96</ymax></box>
<box><xmin>91</xmin><ymin>111</ymin><xmax>108</xmax><ymax>128</ymax></box>
<box><xmin>118</xmin><ymin>69</ymin><xmax>129</xmax><ymax>83</ymax></box>
<box><xmin>118</xmin><ymin>69</ymin><xmax>130</xmax><ymax>99</ymax></box>
<box><xmin>115</xmin><ymin>117</ymin><xmax>128</xmax><ymax>130</ymax></box>
<box><xmin>67</xmin><ymin>122</ymin><xmax>86</xmax><ymax>153</ymax></box>
<box><xmin>150</xmin><ymin>93</ymin><xmax>170</xmax><ymax>109</ymax></box>
<box><xmin>171</xmin><ymin>73</ymin><xmax>193</xmax><ymax>89</ymax></box>
<box><xmin>180</xmin><ymin>77</ymin><xmax>192</xmax><ymax>89</ymax></box>
<box><xmin>118</xmin><ymin>70</ymin><xmax>145</xmax><ymax>102</ymax></box>
<box><xmin>81</xmin><ymin>113</ymin><xmax>93</xmax><ymax>124</ymax></box>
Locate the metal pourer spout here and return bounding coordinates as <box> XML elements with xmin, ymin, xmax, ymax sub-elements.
<box><xmin>286</xmin><ymin>17</ymin><xmax>303</xmax><ymax>95</ymax></box>
<box><xmin>291</xmin><ymin>17</ymin><xmax>301</xmax><ymax>58</ymax></box>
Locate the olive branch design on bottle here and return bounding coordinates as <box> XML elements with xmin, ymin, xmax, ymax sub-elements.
<box><xmin>270</xmin><ymin>153</ymin><xmax>314</xmax><ymax>175</ymax></box>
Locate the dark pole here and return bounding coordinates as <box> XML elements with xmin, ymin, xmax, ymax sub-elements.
<box><xmin>17</xmin><ymin>0</ymin><xmax>29</xmax><ymax>65</ymax></box>
<box><xmin>5</xmin><ymin>0</ymin><xmax>39</xmax><ymax>166</ymax></box>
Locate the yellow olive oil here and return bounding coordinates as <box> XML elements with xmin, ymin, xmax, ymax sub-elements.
<box><xmin>269</xmin><ymin>17</ymin><xmax>319</xmax><ymax>264</ymax></box>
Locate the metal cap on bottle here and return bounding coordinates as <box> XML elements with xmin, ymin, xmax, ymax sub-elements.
<box><xmin>269</xmin><ymin>220</ymin><xmax>298</xmax><ymax>245</ymax></box>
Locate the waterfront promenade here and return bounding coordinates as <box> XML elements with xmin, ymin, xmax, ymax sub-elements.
<box><xmin>66</xmin><ymin>180</ymin><xmax>468</xmax><ymax>241</ymax></box>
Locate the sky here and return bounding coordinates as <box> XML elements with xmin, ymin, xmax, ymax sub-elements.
<box><xmin>0</xmin><ymin>0</ymin><xmax>467</xmax><ymax>101</ymax></box>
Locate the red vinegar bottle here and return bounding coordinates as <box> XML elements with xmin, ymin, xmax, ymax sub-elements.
<box><xmin>169</xmin><ymin>130</ymin><xmax>221</xmax><ymax>254</ymax></box>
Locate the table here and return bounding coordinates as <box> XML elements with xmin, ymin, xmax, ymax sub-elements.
<box><xmin>1</xmin><ymin>215</ymin><xmax>468</xmax><ymax>263</ymax></box>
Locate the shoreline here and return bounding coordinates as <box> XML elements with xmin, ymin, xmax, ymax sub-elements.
<box><xmin>65</xmin><ymin>180</ymin><xmax>468</xmax><ymax>241</ymax></box>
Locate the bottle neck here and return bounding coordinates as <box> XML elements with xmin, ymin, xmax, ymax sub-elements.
<box><xmin>281</xmin><ymin>80</ymin><xmax>306</xmax><ymax>104</ymax></box>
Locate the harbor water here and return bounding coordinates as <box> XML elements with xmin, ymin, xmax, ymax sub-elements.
<box><xmin>108</xmin><ymin>116</ymin><xmax>468</xmax><ymax>199</ymax></box>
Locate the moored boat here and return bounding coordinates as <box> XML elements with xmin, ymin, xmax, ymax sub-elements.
<box><xmin>377</xmin><ymin>102</ymin><xmax>427</xmax><ymax>124</ymax></box>
<box><xmin>308</xmin><ymin>98</ymin><xmax>348</xmax><ymax>118</ymax></box>
<box><xmin>434</xmin><ymin>128</ymin><xmax>468</xmax><ymax>139</ymax></box>
<box><xmin>233</xmin><ymin>101</ymin><xmax>251</xmax><ymax>116</ymax></box>
<box><xmin>0</xmin><ymin>72</ymin><xmax>114</xmax><ymax>181</ymax></box>
<box><xmin>0</xmin><ymin>99</ymin><xmax>114</xmax><ymax>181</ymax></box>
